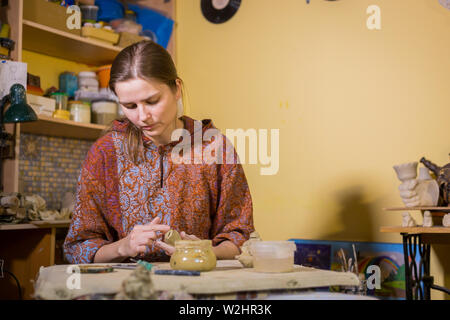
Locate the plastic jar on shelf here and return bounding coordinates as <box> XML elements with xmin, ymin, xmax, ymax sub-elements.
<box><xmin>50</xmin><ymin>92</ymin><xmax>70</xmax><ymax>120</ymax></box>
<box><xmin>59</xmin><ymin>72</ymin><xmax>78</xmax><ymax>98</ymax></box>
<box><xmin>69</xmin><ymin>101</ymin><xmax>91</xmax><ymax>124</ymax></box>
<box><xmin>80</xmin><ymin>5</ymin><xmax>99</xmax><ymax>24</ymax></box>
<box><xmin>170</xmin><ymin>240</ymin><xmax>217</xmax><ymax>272</ymax></box>
<box><xmin>91</xmin><ymin>100</ymin><xmax>117</xmax><ymax>125</ymax></box>
<box><xmin>78</xmin><ymin>71</ymin><xmax>99</xmax><ymax>92</ymax></box>
<box><xmin>96</xmin><ymin>65</ymin><xmax>111</xmax><ymax>89</ymax></box>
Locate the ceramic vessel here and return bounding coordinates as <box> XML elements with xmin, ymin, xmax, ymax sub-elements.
<box><xmin>415</xmin><ymin>167</ymin><xmax>440</xmax><ymax>206</ymax></box>
<box><xmin>393</xmin><ymin>162</ymin><xmax>418</xmax><ymax>182</ymax></box>
<box><xmin>443</xmin><ymin>214</ymin><xmax>450</xmax><ymax>227</ymax></box>
<box><xmin>170</xmin><ymin>240</ymin><xmax>216</xmax><ymax>272</ymax></box>
<box><xmin>423</xmin><ymin>211</ymin><xmax>433</xmax><ymax>227</ymax></box>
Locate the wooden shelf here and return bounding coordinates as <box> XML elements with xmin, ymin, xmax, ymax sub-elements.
<box><xmin>383</xmin><ymin>207</ymin><xmax>450</xmax><ymax>211</ymax></box>
<box><xmin>0</xmin><ymin>219</ymin><xmax>71</xmax><ymax>231</ymax></box>
<box><xmin>22</xmin><ymin>19</ymin><xmax>122</xmax><ymax>66</ymax></box>
<box><xmin>380</xmin><ymin>226</ymin><xmax>450</xmax><ymax>234</ymax></box>
<box><xmin>20</xmin><ymin>115</ymin><xmax>108</xmax><ymax>140</ymax></box>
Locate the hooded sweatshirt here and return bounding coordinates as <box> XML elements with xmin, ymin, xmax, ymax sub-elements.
<box><xmin>64</xmin><ymin>115</ymin><xmax>254</xmax><ymax>263</ymax></box>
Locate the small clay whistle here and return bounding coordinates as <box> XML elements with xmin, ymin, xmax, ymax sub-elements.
<box><xmin>164</xmin><ymin>229</ymin><xmax>182</xmax><ymax>246</ymax></box>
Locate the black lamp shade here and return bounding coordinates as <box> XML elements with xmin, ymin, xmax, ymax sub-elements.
<box><xmin>3</xmin><ymin>84</ymin><xmax>38</xmax><ymax>123</ymax></box>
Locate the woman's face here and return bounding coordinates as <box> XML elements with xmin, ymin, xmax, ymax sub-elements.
<box><xmin>115</xmin><ymin>77</ymin><xmax>181</xmax><ymax>141</ymax></box>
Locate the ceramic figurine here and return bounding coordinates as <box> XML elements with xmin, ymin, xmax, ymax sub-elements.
<box><xmin>420</xmin><ymin>155</ymin><xmax>450</xmax><ymax>206</ymax></box>
<box><xmin>423</xmin><ymin>211</ymin><xmax>433</xmax><ymax>227</ymax></box>
<box><xmin>443</xmin><ymin>214</ymin><xmax>450</xmax><ymax>227</ymax></box>
<box><xmin>415</xmin><ymin>167</ymin><xmax>440</xmax><ymax>206</ymax></box>
<box><xmin>402</xmin><ymin>212</ymin><xmax>417</xmax><ymax>227</ymax></box>
<box><xmin>394</xmin><ymin>162</ymin><xmax>439</xmax><ymax>207</ymax></box>
<box><xmin>394</xmin><ymin>162</ymin><xmax>418</xmax><ymax>207</ymax></box>
<box><xmin>235</xmin><ymin>231</ymin><xmax>262</xmax><ymax>268</ymax></box>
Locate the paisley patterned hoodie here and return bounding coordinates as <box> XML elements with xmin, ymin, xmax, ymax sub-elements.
<box><xmin>64</xmin><ymin>115</ymin><xmax>254</xmax><ymax>263</ymax></box>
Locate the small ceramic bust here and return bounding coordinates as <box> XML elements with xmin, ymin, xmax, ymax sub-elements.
<box><xmin>423</xmin><ymin>211</ymin><xmax>433</xmax><ymax>227</ymax></box>
<box><xmin>443</xmin><ymin>214</ymin><xmax>450</xmax><ymax>227</ymax></box>
<box><xmin>402</xmin><ymin>212</ymin><xmax>416</xmax><ymax>227</ymax></box>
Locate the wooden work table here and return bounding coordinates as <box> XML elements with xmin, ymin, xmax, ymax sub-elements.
<box><xmin>0</xmin><ymin>220</ymin><xmax>71</xmax><ymax>300</ymax></box>
<box><xmin>33</xmin><ymin>260</ymin><xmax>362</xmax><ymax>300</ymax></box>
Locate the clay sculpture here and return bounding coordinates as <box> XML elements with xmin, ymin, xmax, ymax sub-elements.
<box><xmin>402</xmin><ymin>212</ymin><xmax>417</xmax><ymax>227</ymax></box>
<box><xmin>420</xmin><ymin>155</ymin><xmax>450</xmax><ymax>206</ymax></box>
<box><xmin>393</xmin><ymin>162</ymin><xmax>440</xmax><ymax>207</ymax></box>
<box><xmin>164</xmin><ymin>229</ymin><xmax>182</xmax><ymax>246</ymax></box>
<box><xmin>423</xmin><ymin>211</ymin><xmax>433</xmax><ymax>227</ymax></box>
<box><xmin>235</xmin><ymin>231</ymin><xmax>262</xmax><ymax>268</ymax></box>
<box><xmin>443</xmin><ymin>214</ymin><xmax>450</xmax><ymax>227</ymax></box>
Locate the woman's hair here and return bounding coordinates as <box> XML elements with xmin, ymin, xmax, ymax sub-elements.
<box><xmin>107</xmin><ymin>40</ymin><xmax>182</xmax><ymax>164</ymax></box>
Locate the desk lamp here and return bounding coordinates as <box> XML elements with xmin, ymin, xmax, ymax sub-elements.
<box><xmin>0</xmin><ymin>83</ymin><xmax>38</xmax><ymax>192</ymax></box>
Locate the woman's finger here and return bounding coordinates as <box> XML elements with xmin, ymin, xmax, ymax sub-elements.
<box><xmin>149</xmin><ymin>216</ymin><xmax>160</xmax><ymax>225</ymax></box>
<box><xmin>155</xmin><ymin>240</ymin><xmax>175</xmax><ymax>256</ymax></box>
<box><xmin>138</xmin><ymin>224</ymin><xmax>171</xmax><ymax>233</ymax></box>
<box><xmin>136</xmin><ymin>245</ymin><xmax>147</xmax><ymax>255</ymax></box>
<box><xmin>180</xmin><ymin>231</ymin><xmax>200</xmax><ymax>240</ymax></box>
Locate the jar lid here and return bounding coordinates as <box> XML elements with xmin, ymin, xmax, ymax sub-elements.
<box><xmin>69</xmin><ymin>100</ymin><xmax>82</xmax><ymax>104</ymax></box>
<box><xmin>78</xmin><ymin>71</ymin><xmax>97</xmax><ymax>78</ymax></box>
<box><xmin>80</xmin><ymin>5</ymin><xmax>99</xmax><ymax>9</ymax></box>
<box><xmin>50</xmin><ymin>92</ymin><xmax>68</xmax><ymax>96</ymax></box>
<box><xmin>249</xmin><ymin>241</ymin><xmax>297</xmax><ymax>253</ymax></box>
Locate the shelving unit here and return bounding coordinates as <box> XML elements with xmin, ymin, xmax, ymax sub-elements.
<box><xmin>0</xmin><ymin>220</ymin><xmax>71</xmax><ymax>231</ymax></box>
<box><xmin>22</xmin><ymin>20</ymin><xmax>122</xmax><ymax>66</ymax></box>
<box><xmin>1</xmin><ymin>0</ymin><xmax>176</xmax><ymax>192</ymax></box>
<box><xmin>0</xmin><ymin>0</ymin><xmax>177</xmax><ymax>299</ymax></box>
<box><xmin>381</xmin><ymin>206</ymin><xmax>450</xmax><ymax>300</ymax></box>
<box><xmin>380</xmin><ymin>226</ymin><xmax>450</xmax><ymax>234</ymax></box>
<box><xmin>383</xmin><ymin>206</ymin><xmax>450</xmax><ymax>216</ymax></box>
<box><xmin>21</xmin><ymin>115</ymin><xmax>108</xmax><ymax>140</ymax></box>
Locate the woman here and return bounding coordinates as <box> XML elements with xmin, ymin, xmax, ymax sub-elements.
<box><xmin>64</xmin><ymin>41</ymin><xmax>254</xmax><ymax>264</ymax></box>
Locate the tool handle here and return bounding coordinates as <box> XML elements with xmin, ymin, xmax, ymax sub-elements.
<box><xmin>154</xmin><ymin>269</ymin><xmax>200</xmax><ymax>276</ymax></box>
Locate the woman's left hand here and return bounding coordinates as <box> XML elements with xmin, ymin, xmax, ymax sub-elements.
<box><xmin>155</xmin><ymin>231</ymin><xmax>200</xmax><ymax>256</ymax></box>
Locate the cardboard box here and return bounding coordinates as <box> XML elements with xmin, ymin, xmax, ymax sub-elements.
<box><xmin>81</xmin><ymin>26</ymin><xmax>119</xmax><ymax>45</ymax></box>
<box><xmin>23</xmin><ymin>0</ymin><xmax>81</xmax><ymax>36</ymax></box>
<box><xmin>27</xmin><ymin>94</ymin><xmax>56</xmax><ymax>111</ymax></box>
<box><xmin>118</xmin><ymin>32</ymin><xmax>147</xmax><ymax>48</ymax></box>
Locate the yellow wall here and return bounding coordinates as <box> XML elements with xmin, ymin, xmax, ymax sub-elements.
<box><xmin>176</xmin><ymin>0</ymin><xmax>450</xmax><ymax>298</ymax></box>
<box><xmin>22</xmin><ymin>50</ymin><xmax>95</xmax><ymax>91</ymax></box>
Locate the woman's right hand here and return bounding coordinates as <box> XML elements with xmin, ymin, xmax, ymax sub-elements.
<box><xmin>118</xmin><ymin>216</ymin><xmax>170</xmax><ymax>258</ymax></box>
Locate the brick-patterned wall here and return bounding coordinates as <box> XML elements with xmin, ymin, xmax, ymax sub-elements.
<box><xmin>19</xmin><ymin>133</ymin><xmax>94</xmax><ymax>210</ymax></box>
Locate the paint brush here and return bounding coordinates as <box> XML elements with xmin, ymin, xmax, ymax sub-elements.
<box><xmin>352</xmin><ymin>244</ymin><xmax>359</xmax><ymax>275</ymax></box>
<box><xmin>340</xmin><ymin>248</ymin><xmax>348</xmax><ymax>272</ymax></box>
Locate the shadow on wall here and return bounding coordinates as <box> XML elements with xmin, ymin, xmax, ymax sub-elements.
<box><xmin>432</xmin><ymin>245</ymin><xmax>450</xmax><ymax>300</ymax></box>
<box><xmin>322</xmin><ymin>185</ymin><xmax>377</xmax><ymax>242</ymax></box>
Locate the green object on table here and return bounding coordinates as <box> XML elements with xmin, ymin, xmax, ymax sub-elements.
<box><xmin>137</xmin><ymin>260</ymin><xmax>153</xmax><ymax>271</ymax></box>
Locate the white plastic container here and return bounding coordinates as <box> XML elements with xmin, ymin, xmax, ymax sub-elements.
<box><xmin>78</xmin><ymin>71</ymin><xmax>99</xmax><ymax>92</ymax></box>
<box><xmin>69</xmin><ymin>101</ymin><xmax>91</xmax><ymax>124</ymax></box>
<box><xmin>249</xmin><ymin>241</ymin><xmax>297</xmax><ymax>273</ymax></box>
<box><xmin>91</xmin><ymin>101</ymin><xmax>118</xmax><ymax>125</ymax></box>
